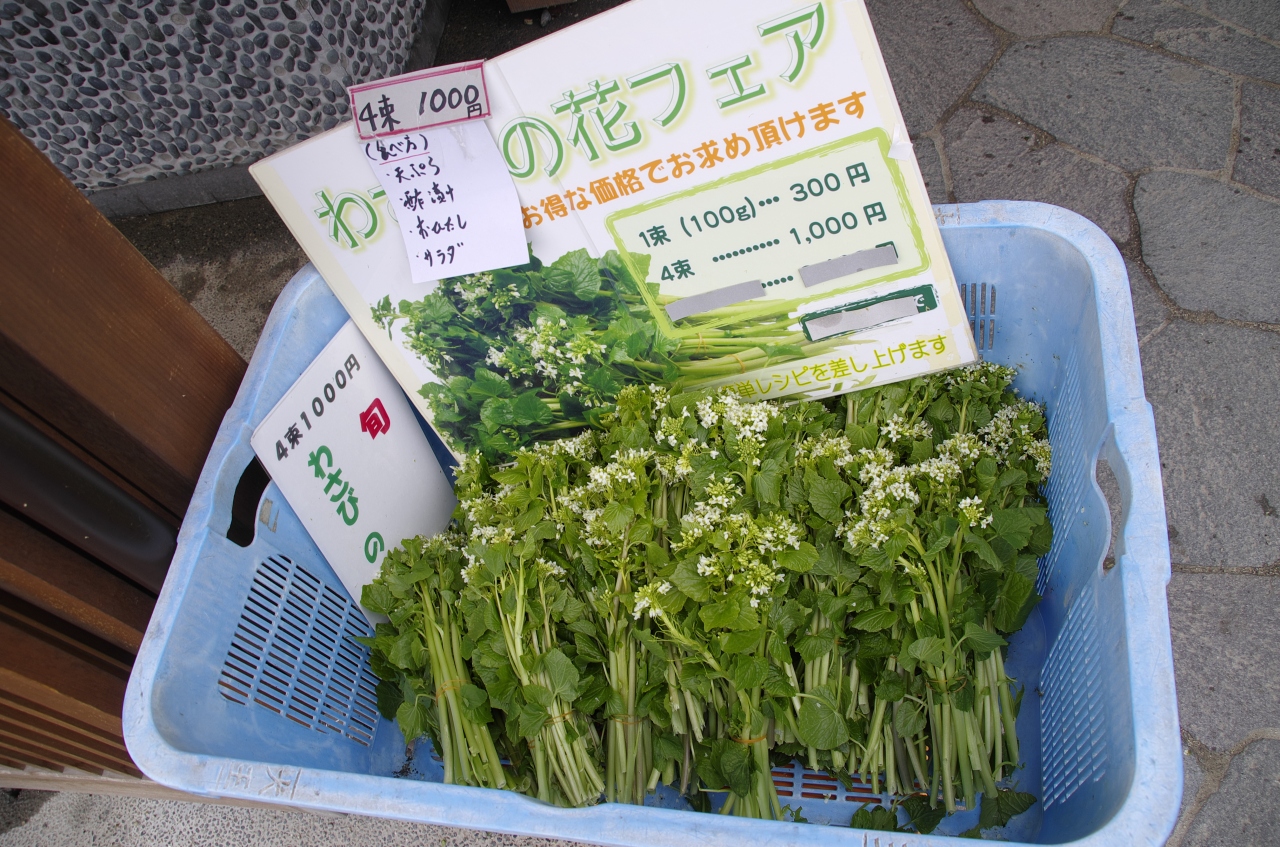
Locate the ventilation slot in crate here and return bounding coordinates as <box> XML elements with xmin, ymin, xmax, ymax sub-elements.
<box><xmin>959</xmin><ymin>282</ymin><xmax>996</xmax><ymax>352</ymax></box>
<box><xmin>1038</xmin><ymin>345</ymin><xmax>1090</xmax><ymax>595</ymax></box>
<box><xmin>1040</xmin><ymin>583</ymin><xmax>1106</xmax><ymax>810</ymax></box>
<box><xmin>218</xmin><ymin>555</ymin><xmax>381</xmax><ymax>747</ymax></box>
<box><xmin>770</xmin><ymin>761</ymin><xmax>939</xmax><ymax>808</ymax></box>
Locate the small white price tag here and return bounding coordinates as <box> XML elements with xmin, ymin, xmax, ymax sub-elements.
<box><xmin>250</xmin><ymin>320</ymin><xmax>456</xmax><ymax>622</ymax></box>
<box><xmin>366</xmin><ymin>121</ymin><xmax>529</xmax><ymax>283</ymax></box>
<box><xmin>349</xmin><ymin>60</ymin><xmax>490</xmax><ymax>140</ymax></box>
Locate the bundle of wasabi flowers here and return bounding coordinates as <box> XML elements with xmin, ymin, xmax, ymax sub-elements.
<box><xmin>361</xmin><ymin>362</ymin><xmax>1050</xmax><ymax>834</ymax></box>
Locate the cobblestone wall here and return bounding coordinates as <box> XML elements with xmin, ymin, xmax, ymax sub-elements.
<box><xmin>0</xmin><ymin>0</ymin><xmax>427</xmax><ymax>191</ymax></box>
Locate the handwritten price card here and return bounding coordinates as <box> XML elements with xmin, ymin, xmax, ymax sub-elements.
<box><xmin>349</xmin><ymin>60</ymin><xmax>490</xmax><ymax>139</ymax></box>
<box><xmin>365</xmin><ymin>120</ymin><xmax>528</xmax><ymax>283</ymax></box>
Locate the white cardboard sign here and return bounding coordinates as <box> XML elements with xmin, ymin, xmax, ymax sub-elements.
<box><xmin>366</xmin><ymin>121</ymin><xmax>529</xmax><ymax>283</ymax></box>
<box><xmin>250</xmin><ymin>320</ymin><xmax>456</xmax><ymax>620</ymax></box>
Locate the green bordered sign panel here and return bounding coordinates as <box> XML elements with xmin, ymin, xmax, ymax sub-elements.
<box><xmin>607</xmin><ymin>129</ymin><xmax>929</xmax><ymax>339</ymax></box>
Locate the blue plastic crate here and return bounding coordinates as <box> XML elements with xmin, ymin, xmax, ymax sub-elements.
<box><xmin>124</xmin><ymin>201</ymin><xmax>1181</xmax><ymax>845</ymax></box>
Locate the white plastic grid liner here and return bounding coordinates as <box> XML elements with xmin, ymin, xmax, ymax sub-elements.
<box><xmin>218</xmin><ymin>555</ymin><xmax>381</xmax><ymax>747</ymax></box>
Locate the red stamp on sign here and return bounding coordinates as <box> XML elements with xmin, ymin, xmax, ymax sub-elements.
<box><xmin>360</xmin><ymin>399</ymin><xmax>391</xmax><ymax>439</ymax></box>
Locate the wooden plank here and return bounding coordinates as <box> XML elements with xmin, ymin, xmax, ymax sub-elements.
<box><xmin>0</xmin><ymin>691</ymin><xmax>126</xmax><ymax>752</ymax></box>
<box><xmin>0</xmin><ymin>118</ymin><xmax>245</xmax><ymax>518</ymax></box>
<box><xmin>0</xmin><ymin>507</ymin><xmax>154</xmax><ymax>653</ymax></box>
<box><xmin>0</xmin><ymin>617</ymin><xmax>126</xmax><ymax>737</ymax></box>
<box><xmin>0</xmin><ymin>706</ymin><xmax>134</xmax><ymax>772</ymax></box>
<box><xmin>0</xmin><ymin>718</ymin><xmax>136</xmax><ymax>776</ymax></box>
<box><xmin>0</xmin><ymin>750</ymin><xmax>61</xmax><ymax>772</ymax></box>
<box><xmin>0</xmin><ymin>753</ymin><xmax>30</xmax><ymax>770</ymax></box>
<box><xmin>0</xmin><ymin>736</ymin><xmax>105</xmax><ymax>776</ymax></box>
<box><xmin>0</xmin><ymin>389</ymin><xmax>180</xmax><ymax>529</ymax></box>
<box><xmin>0</xmin><ymin>591</ymin><xmax>133</xmax><ymax>677</ymax></box>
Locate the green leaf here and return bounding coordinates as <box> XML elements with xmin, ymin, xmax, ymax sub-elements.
<box><xmin>852</xmin><ymin>606</ymin><xmax>899</xmax><ymax>632</ymax></box>
<box><xmin>721</xmin><ymin>628</ymin><xmax>764</xmax><ymax>654</ymax></box>
<box><xmin>1028</xmin><ymin>520</ymin><xmax>1054</xmax><ymax>556</ymax></box>
<box><xmin>909</xmin><ymin>438</ymin><xmax>934</xmax><ymax>464</ymax></box>
<box><xmin>808</xmin><ymin>477</ymin><xmax>851</xmax><ymax>524</ymax></box>
<box><xmin>763</xmin><ymin>664</ymin><xmax>798</xmax><ymax>698</ymax></box>
<box><xmin>389</xmin><ymin>630</ymin><xmax>425</xmax><ymax>670</ymax></box>
<box><xmin>671</xmin><ymin>557</ymin><xmax>711</xmax><ymax>602</ymax></box>
<box><xmin>997</xmin><ymin>788</ymin><xmax>1037</xmax><ymax>822</ymax></box>
<box><xmin>794</xmin><ymin>630</ymin><xmax>837</xmax><ymax>663</ymax></box>
<box><xmin>602</xmin><ymin>501</ymin><xmax>635</xmax><ymax>535</ymax></box>
<box><xmin>975</xmin><ymin>456</ymin><xmax>998</xmax><ymax>491</ymax></box>
<box><xmin>927</xmin><ymin>396</ymin><xmax>955</xmax><ymax>423</ymax></box>
<box><xmin>875</xmin><ymin>674</ymin><xmax>906</xmax><ymax>702</ymax></box>
<box><xmin>731</xmin><ymin>655</ymin><xmax>769</xmax><ymax>690</ymax></box>
<box><xmin>375</xmin><ymin>679</ymin><xmax>403</xmax><ymax>720</ymax></box>
<box><xmin>512</xmin><ymin>391</ymin><xmax>553</xmax><ymax>426</ymax></box>
<box><xmin>395</xmin><ymin>698</ymin><xmax>429</xmax><ymax>741</ymax></box>
<box><xmin>719</xmin><ymin>741</ymin><xmax>753</xmax><ymax>796</ymax></box>
<box><xmin>549</xmin><ymin>248</ymin><xmax>604</xmax><ymax>300</ymax></box>
<box><xmin>815</xmin><ymin>592</ymin><xmax>848</xmax><ymax>621</ymax></box>
<box><xmin>586</xmin><ymin>366</ymin><xmax>622</xmax><ymax>397</ymax></box>
<box><xmin>992</xmin><ymin>508</ymin><xmax>1035</xmax><ymax>549</ymax></box>
<box><xmin>976</xmin><ymin>788</ymin><xmax>1037</xmax><ymax>831</ymax></box>
<box><xmin>901</xmin><ymin>794</ymin><xmax>945</xmax><ymax>834</ymax></box>
<box><xmin>963</xmin><ymin>622</ymin><xmax>1007</xmax><ymax>656</ymax></box>
<box><xmin>993</xmin><ymin>571</ymin><xmax>1036</xmax><ymax>632</ymax></box>
<box><xmin>361</xmin><ymin>582</ymin><xmax>394</xmax><ymax>616</ymax></box>
<box><xmin>753</xmin><ymin>458</ymin><xmax>782</xmax><ymax>507</ymax></box>
<box><xmin>907</xmin><ymin>636</ymin><xmax>946</xmax><ymax>668</ymax></box>
<box><xmin>894</xmin><ymin>701</ymin><xmax>927</xmax><ymax>738</ymax></box>
<box><xmin>964</xmin><ymin>532</ymin><xmax>1004</xmax><ymax>570</ymax></box>
<box><xmin>699</xmin><ymin>596</ymin><xmax>741</xmax><ymax>630</ymax></box>
<box><xmin>459</xmin><ymin>683</ymin><xmax>492</xmax><ymax>724</ymax></box>
<box><xmin>543</xmin><ymin>648</ymin><xmax>581</xmax><ymax>703</ymax></box>
<box><xmin>479</xmin><ymin>397</ymin><xmax>515</xmax><ymax>430</ymax></box>
<box><xmin>797</xmin><ymin>697</ymin><xmax>849</xmax><ymax>750</ymax></box>
<box><xmin>653</xmin><ymin>732</ymin><xmax>683</xmax><ymax>765</ymax></box>
<box><xmin>997</xmin><ymin>468</ymin><xmax>1028</xmax><ymax>491</ymax></box>
<box><xmin>574</xmin><ymin>631</ymin><xmax>605</xmax><ymax>663</ymax></box>
<box><xmin>777</xmin><ymin>542</ymin><xmax>819</xmax><ymax>573</ymax></box>
<box><xmin>523</xmin><ymin>683</ymin><xmax>554</xmax><ymax>710</ymax></box>
<box><xmin>518</xmin><ymin>702</ymin><xmax>549</xmax><ymax>739</ymax></box>
<box><xmin>774</xmin><ymin>599</ymin><xmax>808</xmax><ymax>637</ymax></box>
<box><xmin>850</xmin><ymin>804</ymin><xmax>903</xmax><ymax>832</ymax></box>
<box><xmin>490</xmin><ymin>468</ymin><xmax>527</xmax><ymax>486</ymax></box>
<box><xmin>469</xmin><ymin>368</ymin><xmax>512</xmax><ymax>400</ymax></box>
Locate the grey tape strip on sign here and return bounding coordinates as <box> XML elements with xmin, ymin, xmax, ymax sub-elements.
<box><xmin>804</xmin><ymin>296</ymin><xmax>920</xmax><ymax>341</ymax></box>
<box><xmin>799</xmin><ymin>244</ymin><xmax>900</xmax><ymax>288</ymax></box>
<box><xmin>665</xmin><ymin>280</ymin><xmax>765</xmax><ymax>322</ymax></box>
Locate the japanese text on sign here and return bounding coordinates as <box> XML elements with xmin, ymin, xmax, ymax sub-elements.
<box><xmin>605</xmin><ymin>129</ymin><xmax>927</xmax><ymax>334</ymax></box>
<box><xmin>499</xmin><ymin>3</ymin><xmax>831</xmax><ymax>177</ymax></box>
<box><xmin>248</xmin><ymin>321</ymin><xmax>458</xmax><ymax>622</ymax></box>
<box><xmin>349</xmin><ymin>60</ymin><xmax>490</xmax><ymax>140</ymax></box>
<box><xmin>366</xmin><ymin>122</ymin><xmax>528</xmax><ymax>283</ymax></box>
<box><xmin>519</xmin><ymin>86</ymin><xmax>868</xmax><ymax>228</ymax></box>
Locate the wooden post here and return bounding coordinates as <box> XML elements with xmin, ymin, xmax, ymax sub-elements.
<box><xmin>0</xmin><ymin>116</ymin><xmax>251</xmax><ymax>777</ymax></box>
<box><xmin>0</xmin><ymin>117</ymin><xmax>246</xmax><ymax>520</ymax></box>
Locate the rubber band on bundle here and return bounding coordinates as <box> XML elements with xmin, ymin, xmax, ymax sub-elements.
<box><xmin>733</xmin><ymin>733</ymin><xmax>768</xmax><ymax>745</ymax></box>
<box><xmin>609</xmin><ymin>713</ymin><xmax>644</xmax><ymax>726</ymax></box>
<box><xmin>434</xmin><ymin>679</ymin><xmax>466</xmax><ymax>699</ymax></box>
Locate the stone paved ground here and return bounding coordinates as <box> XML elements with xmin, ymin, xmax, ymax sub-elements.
<box><xmin>4</xmin><ymin>0</ymin><xmax>1280</xmax><ymax>844</ymax></box>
